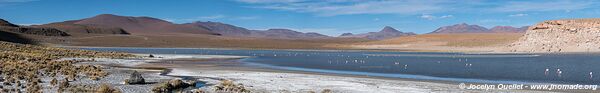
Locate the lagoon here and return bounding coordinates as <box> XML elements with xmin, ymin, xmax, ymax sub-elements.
<box><xmin>80</xmin><ymin>47</ymin><xmax>600</xmax><ymax>85</ymax></box>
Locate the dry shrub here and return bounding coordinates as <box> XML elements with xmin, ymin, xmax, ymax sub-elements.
<box><xmin>214</xmin><ymin>80</ymin><xmax>250</xmax><ymax>93</ymax></box>
<box><xmin>152</xmin><ymin>81</ymin><xmax>173</xmax><ymax>93</ymax></box>
<box><xmin>191</xmin><ymin>89</ymin><xmax>206</xmax><ymax>93</ymax></box>
<box><xmin>50</xmin><ymin>78</ymin><xmax>58</xmax><ymax>86</ymax></box>
<box><xmin>0</xmin><ymin>41</ymin><xmax>136</xmax><ymax>93</ymax></box>
<box><xmin>321</xmin><ymin>89</ymin><xmax>332</xmax><ymax>93</ymax></box>
<box><xmin>96</xmin><ymin>84</ymin><xmax>122</xmax><ymax>93</ymax></box>
<box><xmin>151</xmin><ymin>79</ymin><xmax>193</xmax><ymax>93</ymax></box>
<box><xmin>57</xmin><ymin>79</ymin><xmax>69</xmax><ymax>93</ymax></box>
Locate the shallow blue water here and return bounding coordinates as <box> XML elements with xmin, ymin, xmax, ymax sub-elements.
<box><xmin>80</xmin><ymin>47</ymin><xmax>600</xmax><ymax>84</ymax></box>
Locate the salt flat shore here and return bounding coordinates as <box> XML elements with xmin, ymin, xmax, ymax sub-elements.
<box><xmin>59</xmin><ymin>54</ymin><xmax>559</xmax><ymax>93</ymax></box>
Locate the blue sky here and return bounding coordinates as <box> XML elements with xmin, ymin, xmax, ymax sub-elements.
<box><xmin>1</xmin><ymin>0</ymin><xmax>599</xmax><ymax>36</ymax></box>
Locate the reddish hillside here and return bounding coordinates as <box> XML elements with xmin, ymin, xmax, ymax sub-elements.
<box><xmin>35</xmin><ymin>20</ymin><xmax>129</xmax><ymax>35</ymax></box>
<box><xmin>68</xmin><ymin>14</ymin><xmax>218</xmax><ymax>35</ymax></box>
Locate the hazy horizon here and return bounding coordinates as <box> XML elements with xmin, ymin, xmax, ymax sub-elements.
<box><xmin>1</xmin><ymin>0</ymin><xmax>599</xmax><ymax>36</ymax></box>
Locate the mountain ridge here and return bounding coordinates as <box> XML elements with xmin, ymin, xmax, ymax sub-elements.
<box><xmin>339</xmin><ymin>26</ymin><xmax>416</xmax><ymax>40</ymax></box>
<box><xmin>63</xmin><ymin>14</ymin><xmax>219</xmax><ymax>35</ymax></box>
<box><xmin>429</xmin><ymin>23</ymin><xmax>526</xmax><ymax>34</ymax></box>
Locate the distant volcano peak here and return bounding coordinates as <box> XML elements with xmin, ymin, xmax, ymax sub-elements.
<box><xmin>380</xmin><ymin>26</ymin><xmax>400</xmax><ymax>33</ymax></box>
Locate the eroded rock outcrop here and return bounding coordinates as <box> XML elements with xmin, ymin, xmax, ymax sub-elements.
<box><xmin>507</xmin><ymin>19</ymin><xmax>600</xmax><ymax>52</ymax></box>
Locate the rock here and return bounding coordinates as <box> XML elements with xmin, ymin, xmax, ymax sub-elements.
<box><xmin>125</xmin><ymin>71</ymin><xmax>145</xmax><ymax>84</ymax></box>
<box><xmin>321</xmin><ymin>89</ymin><xmax>333</xmax><ymax>93</ymax></box>
<box><xmin>190</xmin><ymin>89</ymin><xmax>206</xmax><ymax>93</ymax></box>
<box><xmin>507</xmin><ymin>18</ymin><xmax>600</xmax><ymax>52</ymax></box>
<box><xmin>168</xmin><ymin>79</ymin><xmax>188</xmax><ymax>88</ymax></box>
<box><xmin>151</xmin><ymin>79</ymin><xmax>194</xmax><ymax>93</ymax></box>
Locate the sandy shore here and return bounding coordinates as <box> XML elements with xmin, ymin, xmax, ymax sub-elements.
<box><xmin>48</xmin><ymin>54</ymin><xmax>565</xmax><ymax>93</ymax></box>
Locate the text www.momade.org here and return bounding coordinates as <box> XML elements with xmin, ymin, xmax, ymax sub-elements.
<box><xmin>459</xmin><ymin>83</ymin><xmax>598</xmax><ymax>90</ymax></box>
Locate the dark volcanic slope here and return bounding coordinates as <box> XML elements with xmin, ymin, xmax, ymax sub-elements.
<box><xmin>35</xmin><ymin>20</ymin><xmax>129</xmax><ymax>35</ymax></box>
<box><xmin>340</xmin><ymin>26</ymin><xmax>416</xmax><ymax>40</ymax></box>
<box><xmin>0</xmin><ymin>19</ymin><xmax>18</xmax><ymax>27</ymax></box>
<box><xmin>0</xmin><ymin>18</ymin><xmax>69</xmax><ymax>36</ymax></box>
<box><xmin>0</xmin><ymin>31</ymin><xmax>36</xmax><ymax>44</ymax></box>
<box><xmin>184</xmin><ymin>21</ymin><xmax>251</xmax><ymax>36</ymax></box>
<box><xmin>67</xmin><ymin>14</ymin><xmax>218</xmax><ymax>35</ymax></box>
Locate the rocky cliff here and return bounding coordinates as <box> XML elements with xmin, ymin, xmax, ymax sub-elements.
<box><xmin>507</xmin><ymin>19</ymin><xmax>600</xmax><ymax>52</ymax></box>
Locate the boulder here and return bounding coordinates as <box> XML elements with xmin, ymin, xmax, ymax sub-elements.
<box><xmin>125</xmin><ymin>71</ymin><xmax>145</xmax><ymax>84</ymax></box>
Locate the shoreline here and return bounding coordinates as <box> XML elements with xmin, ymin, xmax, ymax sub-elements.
<box><xmin>57</xmin><ymin>53</ymin><xmax>592</xmax><ymax>93</ymax></box>
<box><xmin>127</xmin><ymin>54</ymin><xmax>566</xmax><ymax>93</ymax></box>
<box><xmin>62</xmin><ymin>45</ymin><xmax>600</xmax><ymax>54</ymax></box>
<box><xmin>58</xmin><ymin>45</ymin><xmax>501</xmax><ymax>53</ymax></box>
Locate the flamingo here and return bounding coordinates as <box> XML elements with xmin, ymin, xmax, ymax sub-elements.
<box><xmin>557</xmin><ymin>69</ymin><xmax>562</xmax><ymax>77</ymax></box>
<box><xmin>590</xmin><ymin>72</ymin><xmax>593</xmax><ymax>79</ymax></box>
<box><xmin>544</xmin><ymin>68</ymin><xmax>549</xmax><ymax>76</ymax></box>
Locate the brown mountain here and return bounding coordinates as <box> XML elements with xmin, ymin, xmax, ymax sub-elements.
<box><xmin>184</xmin><ymin>21</ymin><xmax>251</xmax><ymax>36</ymax></box>
<box><xmin>185</xmin><ymin>21</ymin><xmax>332</xmax><ymax>39</ymax></box>
<box><xmin>339</xmin><ymin>33</ymin><xmax>354</xmax><ymax>36</ymax></box>
<box><xmin>489</xmin><ymin>26</ymin><xmax>528</xmax><ymax>33</ymax></box>
<box><xmin>250</xmin><ymin>29</ymin><xmax>331</xmax><ymax>39</ymax></box>
<box><xmin>0</xmin><ymin>18</ymin><xmax>69</xmax><ymax>36</ymax></box>
<box><xmin>430</xmin><ymin>23</ymin><xmax>528</xmax><ymax>34</ymax></box>
<box><xmin>0</xmin><ymin>19</ymin><xmax>18</xmax><ymax>27</ymax></box>
<box><xmin>34</xmin><ymin>20</ymin><xmax>130</xmax><ymax>35</ymax></box>
<box><xmin>429</xmin><ymin>23</ymin><xmax>489</xmax><ymax>34</ymax></box>
<box><xmin>0</xmin><ymin>20</ymin><xmax>36</xmax><ymax>44</ymax></box>
<box><xmin>340</xmin><ymin>26</ymin><xmax>416</xmax><ymax>40</ymax></box>
<box><xmin>62</xmin><ymin>14</ymin><xmax>218</xmax><ymax>35</ymax></box>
